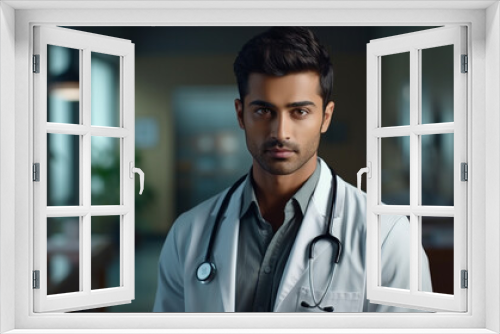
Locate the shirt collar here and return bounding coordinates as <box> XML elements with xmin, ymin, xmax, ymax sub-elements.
<box><xmin>240</xmin><ymin>172</ymin><xmax>257</xmax><ymax>219</ymax></box>
<box><xmin>239</xmin><ymin>160</ymin><xmax>321</xmax><ymax>219</ymax></box>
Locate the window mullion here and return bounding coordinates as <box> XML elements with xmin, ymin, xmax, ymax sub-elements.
<box><xmin>82</xmin><ymin>47</ymin><xmax>92</xmax><ymax>294</ymax></box>
<box><xmin>81</xmin><ymin>214</ymin><xmax>91</xmax><ymax>293</ymax></box>
<box><xmin>409</xmin><ymin>47</ymin><xmax>420</xmax><ymax>294</ymax></box>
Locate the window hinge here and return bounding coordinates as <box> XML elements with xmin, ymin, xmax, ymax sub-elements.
<box><xmin>461</xmin><ymin>54</ymin><xmax>468</xmax><ymax>73</ymax></box>
<box><xmin>33</xmin><ymin>163</ymin><xmax>40</xmax><ymax>182</ymax></box>
<box><xmin>461</xmin><ymin>270</ymin><xmax>468</xmax><ymax>289</ymax></box>
<box><xmin>33</xmin><ymin>270</ymin><xmax>40</xmax><ymax>289</ymax></box>
<box><xmin>461</xmin><ymin>162</ymin><xmax>468</xmax><ymax>181</ymax></box>
<box><xmin>33</xmin><ymin>54</ymin><xmax>40</xmax><ymax>73</ymax></box>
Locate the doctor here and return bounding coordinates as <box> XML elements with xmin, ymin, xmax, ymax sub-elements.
<box><xmin>153</xmin><ymin>27</ymin><xmax>432</xmax><ymax>312</ymax></box>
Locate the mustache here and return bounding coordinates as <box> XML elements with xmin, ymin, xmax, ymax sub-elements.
<box><xmin>263</xmin><ymin>139</ymin><xmax>299</xmax><ymax>151</ymax></box>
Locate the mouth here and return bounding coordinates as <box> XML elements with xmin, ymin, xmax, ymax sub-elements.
<box><xmin>266</xmin><ymin>148</ymin><xmax>295</xmax><ymax>159</ymax></box>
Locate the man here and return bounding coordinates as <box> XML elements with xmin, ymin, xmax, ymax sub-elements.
<box><xmin>153</xmin><ymin>27</ymin><xmax>432</xmax><ymax>312</ymax></box>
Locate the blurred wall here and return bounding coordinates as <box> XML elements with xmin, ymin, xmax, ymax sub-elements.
<box><xmin>135</xmin><ymin>54</ymin><xmax>239</xmax><ymax>234</ymax></box>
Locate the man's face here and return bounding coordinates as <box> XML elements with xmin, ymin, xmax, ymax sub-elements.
<box><xmin>235</xmin><ymin>71</ymin><xmax>334</xmax><ymax>176</ymax></box>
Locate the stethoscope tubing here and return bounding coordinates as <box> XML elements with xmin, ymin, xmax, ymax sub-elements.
<box><xmin>197</xmin><ymin>174</ymin><xmax>246</xmax><ymax>283</ymax></box>
<box><xmin>203</xmin><ymin>174</ymin><xmax>247</xmax><ymax>265</ymax></box>
<box><xmin>197</xmin><ymin>166</ymin><xmax>342</xmax><ymax>311</ymax></box>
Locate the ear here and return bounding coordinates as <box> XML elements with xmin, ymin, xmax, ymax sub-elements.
<box><xmin>320</xmin><ymin>101</ymin><xmax>335</xmax><ymax>133</ymax></box>
<box><xmin>235</xmin><ymin>98</ymin><xmax>245</xmax><ymax>129</ymax></box>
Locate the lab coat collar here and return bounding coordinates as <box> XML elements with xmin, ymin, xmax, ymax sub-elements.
<box><xmin>311</xmin><ymin>158</ymin><xmax>345</xmax><ymax>222</ymax></box>
<box><xmin>210</xmin><ymin>181</ymin><xmax>245</xmax><ymax>312</ymax></box>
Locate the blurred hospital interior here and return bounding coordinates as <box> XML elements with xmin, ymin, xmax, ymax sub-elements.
<box><xmin>44</xmin><ymin>26</ymin><xmax>454</xmax><ymax>311</ymax></box>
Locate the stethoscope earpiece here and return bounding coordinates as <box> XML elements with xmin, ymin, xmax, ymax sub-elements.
<box><xmin>196</xmin><ymin>262</ymin><xmax>216</xmax><ymax>284</ymax></box>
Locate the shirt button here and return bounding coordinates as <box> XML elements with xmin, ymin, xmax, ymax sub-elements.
<box><xmin>264</xmin><ymin>266</ymin><xmax>271</xmax><ymax>274</ymax></box>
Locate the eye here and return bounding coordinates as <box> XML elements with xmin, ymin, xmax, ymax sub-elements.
<box><xmin>255</xmin><ymin>108</ymin><xmax>272</xmax><ymax>116</ymax></box>
<box><xmin>293</xmin><ymin>108</ymin><xmax>310</xmax><ymax>118</ymax></box>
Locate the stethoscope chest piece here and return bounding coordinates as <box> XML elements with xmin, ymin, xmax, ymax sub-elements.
<box><xmin>197</xmin><ymin>262</ymin><xmax>216</xmax><ymax>284</ymax></box>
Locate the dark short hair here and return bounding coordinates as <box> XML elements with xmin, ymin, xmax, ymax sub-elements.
<box><xmin>233</xmin><ymin>27</ymin><xmax>334</xmax><ymax>110</ymax></box>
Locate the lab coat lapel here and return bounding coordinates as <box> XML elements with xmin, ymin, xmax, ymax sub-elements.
<box><xmin>211</xmin><ymin>183</ymin><xmax>244</xmax><ymax>312</ymax></box>
<box><xmin>273</xmin><ymin>159</ymin><xmax>333</xmax><ymax>311</ymax></box>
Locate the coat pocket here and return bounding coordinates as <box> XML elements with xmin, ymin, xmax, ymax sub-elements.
<box><xmin>296</xmin><ymin>287</ymin><xmax>362</xmax><ymax>312</ymax></box>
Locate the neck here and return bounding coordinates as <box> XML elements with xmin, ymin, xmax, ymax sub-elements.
<box><xmin>252</xmin><ymin>156</ymin><xmax>318</xmax><ymax>230</ymax></box>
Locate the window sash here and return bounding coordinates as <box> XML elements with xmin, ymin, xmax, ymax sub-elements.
<box><xmin>366</xmin><ymin>26</ymin><xmax>468</xmax><ymax>312</ymax></box>
<box><xmin>32</xmin><ymin>25</ymin><xmax>136</xmax><ymax>313</ymax></box>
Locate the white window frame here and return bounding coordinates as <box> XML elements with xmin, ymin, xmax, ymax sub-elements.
<box><xmin>0</xmin><ymin>1</ymin><xmax>499</xmax><ymax>333</ymax></box>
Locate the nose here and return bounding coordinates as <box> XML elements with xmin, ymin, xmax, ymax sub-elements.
<box><xmin>271</xmin><ymin>112</ymin><xmax>291</xmax><ymax>142</ymax></box>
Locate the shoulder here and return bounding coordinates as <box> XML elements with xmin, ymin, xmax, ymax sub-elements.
<box><xmin>330</xmin><ymin>176</ymin><xmax>368</xmax><ymax>250</ymax></box>
<box><xmin>170</xmin><ymin>189</ymin><xmax>228</xmax><ymax>237</ymax></box>
<box><xmin>335</xmin><ymin>175</ymin><xmax>367</xmax><ymax>226</ymax></box>
<box><xmin>380</xmin><ymin>214</ymin><xmax>410</xmax><ymax>246</ymax></box>
<box><xmin>339</xmin><ymin>177</ymin><xmax>367</xmax><ymax>207</ymax></box>
<box><xmin>337</xmin><ymin>177</ymin><xmax>409</xmax><ymax>238</ymax></box>
<box><xmin>159</xmin><ymin>188</ymin><xmax>231</xmax><ymax>263</ymax></box>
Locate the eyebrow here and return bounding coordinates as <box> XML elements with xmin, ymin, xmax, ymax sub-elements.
<box><xmin>248</xmin><ymin>100</ymin><xmax>317</xmax><ymax>108</ymax></box>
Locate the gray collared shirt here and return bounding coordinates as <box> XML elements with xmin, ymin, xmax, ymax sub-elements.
<box><xmin>235</xmin><ymin>163</ymin><xmax>321</xmax><ymax>312</ymax></box>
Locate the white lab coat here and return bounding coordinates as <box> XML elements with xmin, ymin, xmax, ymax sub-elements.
<box><xmin>153</xmin><ymin>159</ymin><xmax>432</xmax><ymax>312</ymax></box>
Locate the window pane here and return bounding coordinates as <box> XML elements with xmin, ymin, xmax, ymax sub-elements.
<box><xmin>47</xmin><ymin>217</ymin><xmax>80</xmax><ymax>295</ymax></box>
<box><xmin>91</xmin><ymin>136</ymin><xmax>121</xmax><ymax>205</ymax></box>
<box><xmin>421</xmin><ymin>45</ymin><xmax>454</xmax><ymax>124</ymax></box>
<box><xmin>421</xmin><ymin>133</ymin><xmax>454</xmax><ymax>206</ymax></box>
<box><xmin>421</xmin><ymin>216</ymin><xmax>454</xmax><ymax>294</ymax></box>
<box><xmin>47</xmin><ymin>133</ymin><xmax>80</xmax><ymax>206</ymax></box>
<box><xmin>47</xmin><ymin>45</ymin><xmax>80</xmax><ymax>124</ymax></box>
<box><xmin>91</xmin><ymin>52</ymin><xmax>120</xmax><ymax>127</ymax></box>
<box><xmin>381</xmin><ymin>52</ymin><xmax>410</xmax><ymax>127</ymax></box>
<box><xmin>380</xmin><ymin>215</ymin><xmax>410</xmax><ymax>290</ymax></box>
<box><xmin>381</xmin><ymin>137</ymin><xmax>410</xmax><ymax>205</ymax></box>
<box><xmin>91</xmin><ymin>216</ymin><xmax>120</xmax><ymax>290</ymax></box>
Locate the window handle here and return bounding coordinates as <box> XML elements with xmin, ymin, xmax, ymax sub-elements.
<box><xmin>357</xmin><ymin>162</ymin><xmax>372</xmax><ymax>191</ymax></box>
<box><xmin>129</xmin><ymin>162</ymin><xmax>145</xmax><ymax>195</ymax></box>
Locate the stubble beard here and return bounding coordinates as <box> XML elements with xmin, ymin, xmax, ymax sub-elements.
<box><xmin>248</xmin><ymin>136</ymin><xmax>320</xmax><ymax>176</ymax></box>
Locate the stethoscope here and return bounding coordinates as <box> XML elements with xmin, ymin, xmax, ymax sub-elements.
<box><xmin>196</xmin><ymin>167</ymin><xmax>342</xmax><ymax>312</ymax></box>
